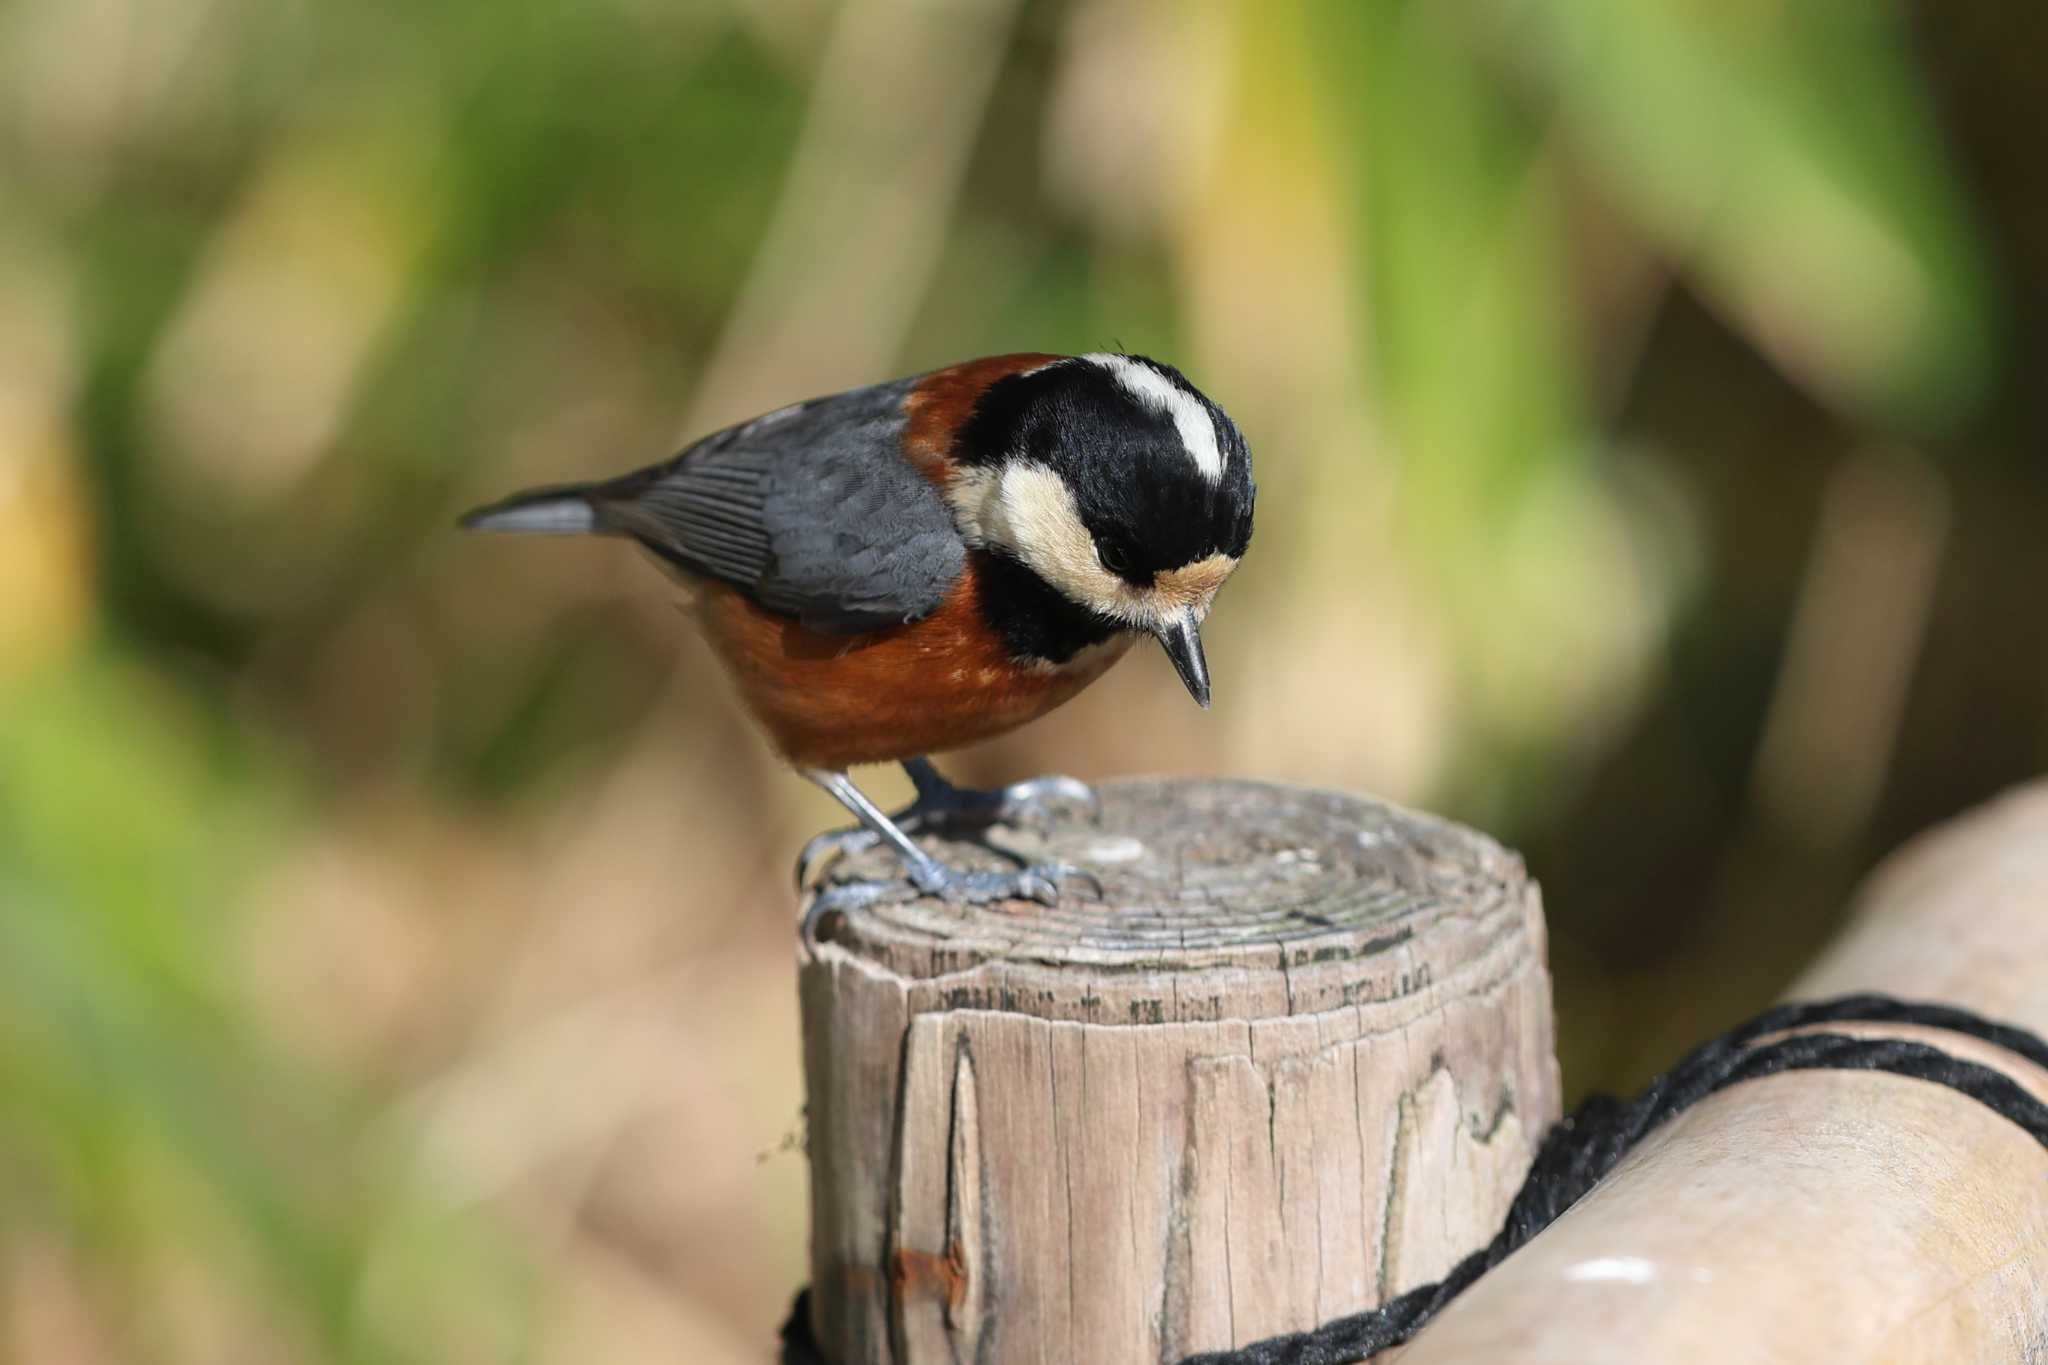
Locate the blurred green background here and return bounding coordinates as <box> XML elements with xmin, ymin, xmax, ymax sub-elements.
<box><xmin>3</xmin><ymin>0</ymin><xmax>2045</xmax><ymax>1359</ymax></box>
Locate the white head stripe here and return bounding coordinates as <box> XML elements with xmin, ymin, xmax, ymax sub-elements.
<box><xmin>1081</xmin><ymin>353</ymin><xmax>1225</xmax><ymax>484</ymax></box>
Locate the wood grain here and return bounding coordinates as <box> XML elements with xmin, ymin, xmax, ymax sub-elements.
<box><xmin>1396</xmin><ymin>778</ymin><xmax>2048</xmax><ymax>1364</ymax></box>
<box><xmin>797</xmin><ymin>778</ymin><xmax>1561</xmax><ymax>1364</ymax></box>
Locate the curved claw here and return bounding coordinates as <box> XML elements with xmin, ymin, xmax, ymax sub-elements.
<box><xmin>798</xmin><ymin>878</ymin><xmax>892</xmax><ymax>957</ymax></box>
<box><xmin>1013</xmin><ymin>870</ymin><xmax>1060</xmax><ymax>904</ymax></box>
<box><xmin>1039</xmin><ymin>862</ymin><xmax>1104</xmax><ymax>898</ymax></box>
<box><xmin>995</xmin><ymin>774</ymin><xmax>1101</xmax><ymax>829</ymax></box>
<box><xmin>797</xmin><ymin>859</ymin><xmax>1104</xmax><ymax>955</ymax></box>
<box><xmin>795</xmin><ymin>825</ymin><xmax>882</xmax><ymax>889</ymax></box>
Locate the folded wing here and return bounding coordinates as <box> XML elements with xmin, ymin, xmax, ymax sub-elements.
<box><xmin>592</xmin><ymin>377</ymin><xmax>967</xmax><ymax>634</ymax></box>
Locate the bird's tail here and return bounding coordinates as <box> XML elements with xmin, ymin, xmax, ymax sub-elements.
<box><xmin>459</xmin><ymin>482</ymin><xmax>605</xmax><ymax>535</ymax></box>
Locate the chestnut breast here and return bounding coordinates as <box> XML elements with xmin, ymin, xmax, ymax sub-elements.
<box><xmin>695</xmin><ymin>563</ymin><xmax>1133</xmax><ymax>771</ymax></box>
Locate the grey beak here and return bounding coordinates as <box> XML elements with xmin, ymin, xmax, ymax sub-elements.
<box><xmin>1153</xmin><ymin>615</ymin><xmax>1211</xmax><ymax>709</ymax></box>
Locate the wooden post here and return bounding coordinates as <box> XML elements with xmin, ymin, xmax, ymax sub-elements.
<box><xmin>797</xmin><ymin>778</ymin><xmax>1560</xmax><ymax>1364</ymax></box>
<box><xmin>1397</xmin><ymin>780</ymin><xmax>2048</xmax><ymax>1364</ymax></box>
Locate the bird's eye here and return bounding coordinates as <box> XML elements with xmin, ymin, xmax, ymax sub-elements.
<box><xmin>1098</xmin><ymin>539</ymin><xmax>1132</xmax><ymax>576</ymax></box>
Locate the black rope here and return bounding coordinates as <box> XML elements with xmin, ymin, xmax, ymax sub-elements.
<box><xmin>779</xmin><ymin>994</ymin><xmax>2048</xmax><ymax>1365</ymax></box>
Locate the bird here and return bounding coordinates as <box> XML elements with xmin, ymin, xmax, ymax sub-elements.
<box><xmin>461</xmin><ymin>352</ymin><xmax>1255</xmax><ymax>936</ymax></box>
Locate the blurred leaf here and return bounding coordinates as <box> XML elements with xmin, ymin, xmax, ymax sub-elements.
<box><xmin>1314</xmin><ymin>0</ymin><xmax>1588</xmax><ymax>523</ymax></box>
<box><xmin>1305</xmin><ymin>0</ymin><xmax>1676</xmax><ymax>803</ymax></box>
<box><xmin>0</xmin><ymin>656</ymin><xmax>518</xmax><ymax>1363</ymax></box>
<box><xmin>1482</xmin><ymin>0</ymin><xmax>1997</xmax><ymax>430</ymax></box>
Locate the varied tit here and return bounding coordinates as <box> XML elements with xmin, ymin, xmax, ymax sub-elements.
<box><xmin>462</xmin><ymin>352</ymin><xmax>1255</xmax><ymax>932</ymax></box>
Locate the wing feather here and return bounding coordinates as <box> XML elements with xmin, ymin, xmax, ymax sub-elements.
<box><xmin>591</xmin><ymin>378</ymin><xmax>966</xmax><ymax>633</ymax></box>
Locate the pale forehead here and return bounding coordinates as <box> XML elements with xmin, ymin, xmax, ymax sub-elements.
<box><xmin>1079</xmin><ymin>353</ymin><xmax>1225</xmax><ymax>485</ymax></box>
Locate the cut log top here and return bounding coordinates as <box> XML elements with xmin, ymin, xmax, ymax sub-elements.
<box><xmin>809</xmin><ymin>776</ymin><xmax>1544</xmax><ymax>1025</ymax></box>
<box><xmin>799</xmin><ymin>778</ymin><xmax>1560</xmax><ymax>1364</ymax></box>
<box><xmin>792</xmin><ymin>776</ymin><xmax>2048</xmax><ymax>1364</ymax></box>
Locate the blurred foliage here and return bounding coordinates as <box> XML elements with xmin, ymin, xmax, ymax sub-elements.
<box><xmin>2</xmin><ymin>0</ymin><xmax>2043</xmax><ymax>1360</ymax></box>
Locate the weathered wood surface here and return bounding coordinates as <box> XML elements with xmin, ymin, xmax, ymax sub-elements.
<box><xmin>797</xmin><ymin>778</ymin><xmax>1560</xmax><ymax>1365</ymax></box>
<box><xmin>1396</xmin><ymin>779</ymin><xmax>2048</xmax><ymax>1365</ymax></box>
<box><xmin>1791</xmin><ymin>781</ymin><xmax>2048</xmax><ymax>1035</ymax></box>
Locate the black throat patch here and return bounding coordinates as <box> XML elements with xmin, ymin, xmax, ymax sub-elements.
<box><xmin>973</xmin><ymin>550</ymin><xmax>1122</xmax><ymax>665</ymax></box>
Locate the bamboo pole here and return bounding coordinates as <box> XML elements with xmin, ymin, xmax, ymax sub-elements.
<box><xmin>796</xmin><ymin>779</ymin><xmax>1560</xmax><ymax>1365</ymax></box>
<box><xmin>1396</xmin><ymin>780</ymin><xmax>2048</xmax><ymax>1364</ymax></box>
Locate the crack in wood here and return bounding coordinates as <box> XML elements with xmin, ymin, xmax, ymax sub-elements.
<box><xmin>801</xmin><ymin>780</ymin><xmax>1559</xmax><ymax>1364</ymax></box>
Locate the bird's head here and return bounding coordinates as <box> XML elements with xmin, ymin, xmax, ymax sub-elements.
<box><xmin>946</xmin><ymin>353</ymin><xmax>1255</xmax><ymax>706</ymax></box>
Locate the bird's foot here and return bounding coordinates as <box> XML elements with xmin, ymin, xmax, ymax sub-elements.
<box><xmin>984</xmin><ymin>773</ymin><xmax>1101</xmax><ymax>830</ymax></box>
<box><xmin>800</xmin><ymin>859</ymin><xmax>1102</xmax><ymax>957</ymax></box>
<box><xmin>898</xmin><ymin>759</ymin><xmax>1099</xmax><ymax>836</ymax></box>
<box><xmin>799</xmin><ymin>878</ymin><xmax>892</xmax><ymax>954</ymax></box>
<box><xmin>909</xmin><ymin>858</ymin><xmax>1103</xmax><ymax>905</ymax></box>
<box><xmin>795</xmin><ymin>826</ymin><xmax>884</xmax><ymax>889</ymax></box>
<box><xmin>794</xmin><ymin>767</ymin><xmax>1100</xmax><ymax>888</ymax></box>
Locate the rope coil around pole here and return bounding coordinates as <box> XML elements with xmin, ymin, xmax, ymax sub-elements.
<box><xmin>779</xmin><ymin>994</ymin><xmax>2048</xmax><ymax>1365</ymax></box>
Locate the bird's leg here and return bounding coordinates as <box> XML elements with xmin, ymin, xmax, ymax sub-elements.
<box><xmin>797</xmin><ymin>768</ymin><xmax>1100</xmax><ymax>949</ymax></box>
<box><xmin>795</xmin><ymin>757</ymin><xmax>1098</xmax><ymax>888</ymax></box>
<box><xmin>801</xmin><ymin>769</ymin><xmax>955</xmax><ymax>895</ymax></box>
<box><xmin>899</xmin><ymin>757</ymin><xmax>1100</xmax><ymax>832</ymax></box>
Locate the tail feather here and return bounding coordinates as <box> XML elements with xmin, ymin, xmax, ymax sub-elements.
<box><xmin>459</xmin><ymin>483</ymin><xmax>602</xmax><ymax>535</ymax></box>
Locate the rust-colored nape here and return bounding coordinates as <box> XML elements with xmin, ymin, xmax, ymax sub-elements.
<box><xmin>900</xmin><ymin>353</ymin><xmax>1062</xmax><ymax>486</ymax></box>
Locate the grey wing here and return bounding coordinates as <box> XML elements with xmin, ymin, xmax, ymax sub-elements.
<box><xmin>593</xmin><ymin>377</ymin><xmax>968</xmax><ymax>634</ymax></box>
